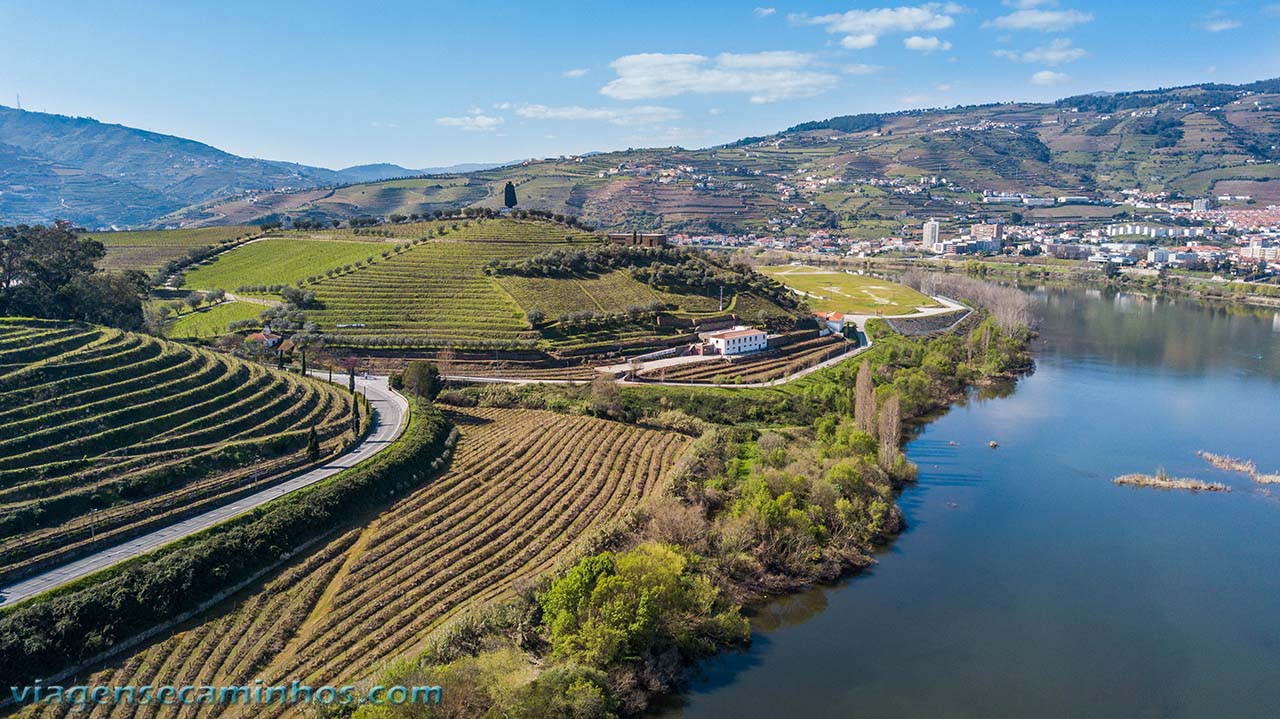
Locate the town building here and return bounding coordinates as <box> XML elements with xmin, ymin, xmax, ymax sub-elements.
<box><xmin>972</xmin><ymin>222</ymin><xmax>1005</xmax><ymax>243</ymax></box>
<box><xmin>606</xmin><ymin>232</ymin><xmax>668</xmax><ymax>247</ymax></box>
<box><xmin>923</xmin><ymin>220</ymin><xmax>940</xmax><ymax>246</ymax></box>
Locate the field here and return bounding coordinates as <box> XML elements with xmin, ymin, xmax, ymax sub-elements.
<box><xmin>305</xmin><ymin>219</ymin><xmax>596</xmax><ymax>349</ymax></box>
<box><xmin>760</xmin><ymin>265</ymin><xmax>939</xmax><ymax>315</ymax></box>
<box><xmin>89</xmin><ymin>226</ymin><xmax>257</xmax><ymax>273</ymax></box>
<box><xmin>0</xmin><ymin>319</ymin><xmax>355</xmax><ymax>583</ymax></box>
<box><xmin>13</xmin><ymin>406</ymin><xmax>690</xmax><ymax>719</ymax></box>
<box><xmin>181</xmin><ymin>238</ymin><xmax>393</xmax><ymax>292</ymax></box>
<box><xmin>165</xmin><ymin>301</ymin><xmax>264</xmax><ymax>339</ymax></box>
<box><xmin>638</xmin><ymin>333</ymin><xmax>853</xmax><ymax>384</ymax></box>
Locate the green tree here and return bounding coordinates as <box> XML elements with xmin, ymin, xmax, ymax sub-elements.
<box><xmin>0</xmin><ymin>222</ymin><xmax>147</xmax><ymax>329</ymax></box>
<box><xmin>401</xmin><ymin>360</ymin><xmax>442</xmax><ymax>400</ymax></box>
<box><xmin>504</xmin><ymin>181</ymin><xmax>518</xmax><ymax>209</ymax></box>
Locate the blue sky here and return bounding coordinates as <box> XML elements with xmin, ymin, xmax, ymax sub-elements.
<box><xmin>1</xmin><ymin>0</ymin><xmax>1277</xmax><ymax>169</ymax></box>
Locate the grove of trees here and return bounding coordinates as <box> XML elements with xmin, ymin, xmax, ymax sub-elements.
<box><xmin>0</xmin><ymin>222</ymin><xmax>148</xmax><ymax>329</ymax></box>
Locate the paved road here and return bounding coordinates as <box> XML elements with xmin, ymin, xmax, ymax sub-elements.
<box><xmin>0</xmin><ymin>374</ymin><xmax>408</xmax><ymax>607</ymax></box>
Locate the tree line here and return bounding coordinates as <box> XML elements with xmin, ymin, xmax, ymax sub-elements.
<box><xmin>0</xmin><ymin>223</ymin><xmax>148</xmax><ymax>330</ymax></box>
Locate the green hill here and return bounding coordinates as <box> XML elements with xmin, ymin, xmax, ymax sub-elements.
<box><xmin>166</xmin><ymin>78</ymin><xmax>1280</xmax><ymax>234</ymax></box>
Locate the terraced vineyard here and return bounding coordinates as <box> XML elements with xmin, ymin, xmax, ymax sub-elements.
<box><xmin>306</xmin><ymin>220</ymin><xmax>596</xmax><ymax>349</ymax></box>
<box><xmin>0</xmin><ymin>319</ymin><xmax>356</xmax><ymax>582</ymax></box>
<box><xmin>90</xmin><ymin>226</ymin><xmax>258</xmax><ymax>273</ymax></box>
<box><xmin>14</xmin><ymin>407</ymin><xmax>690</xmax><ymax>719</ymax></box>
<box><xmin>496</xmin><ymin>268</ymin><xmax>726</xmax><ymax>318</ymax></box>
<box><xmin>639</xmin><ymin>333</ymin><xmax>853</xmax><ymax>384</ymax></box>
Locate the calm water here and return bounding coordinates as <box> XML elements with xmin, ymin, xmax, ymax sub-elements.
<box><xmin>659</xmin><ymin>287</ymin><xmax>1280</xmax><ymax>719</ymax></box>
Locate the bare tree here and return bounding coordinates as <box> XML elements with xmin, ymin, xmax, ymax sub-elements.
<box><xmin>855</xmin><ymin>361</ymin><xmax>875</xmax><ymax>435</ymax></box>
<box><xmin>902</xmin><ymin>271</ymin><xmax>1034</xmax><ymax>330</ymax></box>
<box><xmin>878</xmin><ymin>393</ymin><xmax>901</xmax><ymax>468</ymax></box>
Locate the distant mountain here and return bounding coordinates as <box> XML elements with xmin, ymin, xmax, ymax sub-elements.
<box><xmin>7</xmin><ymin>77</ymin><xmax>1280</xmax><ymax>230</ymax></box>
<box><xmin>0</xmin><ymin>106</ymin><xmax>359</xmax><ymax>226</ymax></box>
<box><xmin>0</xmin><ymin>107</ymin><xmax>507</xmax><ymax>228</ymax></box>
<box><xmin>171</xmin><ymin>78</ymin><xmax>1280</xmax><ymax>233</ymax></box>
<box><xmin>336</xmin><ymin>163</ymin><xmax>421</xmax><ymax>183</ymax></box>
<box><xmin>338</xmin><ymin>161</ymin><xmax>514</xmax><ymax>183</ymax></box>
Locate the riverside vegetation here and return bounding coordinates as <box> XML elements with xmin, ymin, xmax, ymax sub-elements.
<box><xmin>339</xmin><ymin>298</ymin><xmax>1031</xmax><ymax>718</ymax></box>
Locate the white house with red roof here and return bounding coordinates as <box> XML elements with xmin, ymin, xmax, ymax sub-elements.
<box><xmin>813</xmin><ymin>311</ymin><xmax>846</xmax><ymax>335</ymax></box>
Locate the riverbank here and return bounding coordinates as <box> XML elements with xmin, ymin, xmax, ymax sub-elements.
<box><xmin>352</xmin><ymin>306</ymin><xmax>1035</xmax><ymax>718</ymax></box>
<box><xmin>849</xmin><ymin>255</ymin><xmax>1280</xmax><ymax>312</ymax></box>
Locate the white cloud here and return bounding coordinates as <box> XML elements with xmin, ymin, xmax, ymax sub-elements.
<box><xmin>986</xmin><ymin>8</ymin><xmax>1093</xmax><ymax>31</ymax></box>
<box><xmin>1201</xmin><ymin>17</ymin><xmax>1240</xmax><ymax>32</ymax></box>
<box><xmin>1003</xmin><ymin>0</ymin><xmax>1057</xmax><ymax>7</ymax></box>
<box><xmin>843</xmin><ymin>63</ymin><xmax>884</xmax><ymax>75</ymax></box>
<box><xmin>901</xmin><ymin>93</ymin><xmax>933</xmax><ymax>106</ymax></box>
<box><xmin>795</xmin><ymin>4</ymin><xmax>959</xmax><ymax>50</ymax></box>
<box><xmin>435</xmin><ymin>114</ymin><xmax>503</xmax><ymax>132</ymax></box>
<box><xmin>994</xmin><ymin>38</ymin><xmax>1086</xmax><ymax>65</ymax></box>
<box><xmin>562</xmin><ymin>68</ymin><xmax>590</xmax><ymax>78</ymax></box>
<box><xmin>1031</xmin><ymin>70</ymin><xmax>1070</xmax><ymax>85</ymax></box>
<box><xmin>600</xmin><ymin>51</ymin><xmax>838</xmax><ymax>104</ymax></box>
<box><xmin>753</xmin><ymin>7</ymin><xmax>776</xmax><ymax>17</ymax></box>
<box><xmin>904</xmin><ymin>35</ymin><xmax>952</xmax><ymax>52</ymax></box>
<box><xmin>935</xmin><ymin>82</ymin><xmax>953</xmax><ymax>91</ymax></box>
<box><xmin>515</xmin><ymin>104</ymin><xmax>682</xmax><ymax>126</ymax></box>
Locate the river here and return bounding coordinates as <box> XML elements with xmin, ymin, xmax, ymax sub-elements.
<box><xmin>658</xmin><ymin>286</ymin><xmax>1280</xmax><ymax>719</ymax></box>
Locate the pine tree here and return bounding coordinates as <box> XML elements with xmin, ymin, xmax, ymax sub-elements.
<box><xmin>854</xmin><ymin>361</ymin><xmax>875</xmax><ymax>435</ymax></box>
<box><xmin>306</xmin><ymin>425</ymin><xmax>320</xmax><ymax>461</ymax></box>
<box><xmin>503</xmin><ymin>181</ymin><xmax>518</xmax><ymax>208</ymax></box>
<box><xmin>352</xmin><ymin>401</ymin><xmax>360</xmax><ymax>434</ymax></box>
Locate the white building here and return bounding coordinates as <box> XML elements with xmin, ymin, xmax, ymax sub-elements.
<box><xmin>707</xmin><ymin>327</ymin><xmax>768</xmax><ymax>355</ymax></box>
<box><xmin>923</xmin><ymin>220</ymin><xmax>940</xmax><ymax>246</ymax></box>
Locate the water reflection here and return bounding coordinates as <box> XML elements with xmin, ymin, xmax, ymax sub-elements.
<box><xmin>659</xmin><ymin>287</ymin><xmax>1280</xmax><ymax>719</ymax></box>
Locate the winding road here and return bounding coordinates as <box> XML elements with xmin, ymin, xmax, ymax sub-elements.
<box><xmin>0</xmin><ymin>374</ymin><xmax>408</xmax><ymax>608</ymax></box>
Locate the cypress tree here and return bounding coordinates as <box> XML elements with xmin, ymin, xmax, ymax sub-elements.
<box><xmin>306</xmin><ymin>425</ymin><xmax>320</xmax><ymax>461</ymax></box>
<box><xmin>503</xmin><ymin>181</ymin><xmax>517</xmax><ymax>208</ymax></box>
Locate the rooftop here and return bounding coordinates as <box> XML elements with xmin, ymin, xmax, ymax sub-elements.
<box><xmin>709</xmin><ymin>328</ymin><xmax>766</xmax><ymax>340</ymax></box>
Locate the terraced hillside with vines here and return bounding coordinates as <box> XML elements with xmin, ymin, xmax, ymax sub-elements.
<box><xmin>0</xmin><ymin>318</ymin><xmax>356</xmax><ymax>583</ymax></box>
<box><xmin>304</xmin><ymin>219</ymin><xmax>596</xmax><ymax>349</ymax></box>
<box><xmin>13</xmin><ymin>406</ymin><xmax>690</xmax><ymax>719</ymax></box>
<box><xmin>290</xmin><ymin>218</ymin><xmax>803</xmax><ymax>355</ymax></box>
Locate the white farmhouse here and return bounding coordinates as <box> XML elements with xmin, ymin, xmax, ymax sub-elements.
<box><xmin>706</xmin><ymin>327</ymin><xmax>768</xmax><ymax>355</ymax></box>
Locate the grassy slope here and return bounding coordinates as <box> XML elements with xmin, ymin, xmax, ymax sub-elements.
<box><xmin>181</xmin><ymin>237</ymin><xmax>391</xmax><ymax>290</ymax></box>
<box><xmin>165</xmin><ymin>300</ymin><xmax>263</xmax><ymax>338</ymax></box>
<box><xmin>760</xmin><ymin>265</ymin><xmax>938</xmax><ymax>315</ymax></box>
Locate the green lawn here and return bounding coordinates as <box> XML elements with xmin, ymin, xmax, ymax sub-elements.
<box><xmin>182</xmin><ymin>238</ymin><xmax>391</xmax><ymax>291</ymax></box>
<box><xmin>760</xmin><ymin>265</ymin><xmax>939</xmax><ymax>315</ymax></box>
<box><xmin>166</xmin><ymin>301</ymin><xmax>264</xmax><ymax>339</ymax></box>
